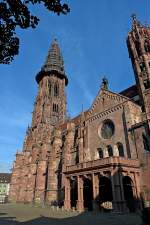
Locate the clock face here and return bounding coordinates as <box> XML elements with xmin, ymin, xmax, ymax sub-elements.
<box><xmin>100</xmin><ymin>120</ymin><xmax>115</xmax><ymax>139</ymax></box>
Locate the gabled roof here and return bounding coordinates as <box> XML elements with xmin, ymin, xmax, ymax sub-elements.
<box><xmin>87</xmin><ymin>87</ymin><xmax>131</xmax><ymax>117</ymax></box>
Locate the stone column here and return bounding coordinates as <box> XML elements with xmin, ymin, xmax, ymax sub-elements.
<box><xmin>17</xmin><ymin>165</ymin><xmax>29</xmax><ymax>202</ymax></box>
<box><xmin>46</xmin><ymin>129</ymin><xmax>62</xmax><ymax>205</ymax></box>
<box><xmin>62</xmin><ymin>122</ymin><xmax>75</xmax><ymax>187</ymax></box>
<box><xmin>64</xmin><ymin>177</ymin><xmax>71</xmax><ymax>210</ymax></box>
<box><xmin>9</xmin><ymin>153</ymin><xmax>23</xmax><ymax>202</ymax></box>
<box><xmin>92</xmin><ymin>173</ymin><xmax>99</xmax><ymax>210</ymax></box>
<box><xmin>119</xmin><ymin>172</ymin><xmax>127</xmax><ymax>212</ymax></box>
<box><xmin>111</xmin><ymin>174</ymin><xmax>118</xmax><ymax>211</ymax></box>
<box><xmin>113</xmin><ymin>145</ymin><xmax>119</xmax><ymax>157</ymax></box>
<box><xmin>77</xmin><ymin>176</ymin><xmax>84</xmax><ymax>212</ymax></box>
<box><xmin>112</xmin><ymin>170</ymin><xmax>126</xmax><ymax>212</ymax></box>
<box><xmin>25</xmin><ymin>163</ymin><xmax>37</xmax><ymax>203</ymax></box>
<box><xmin>103</xmin><ymin>147</ymin><xmax>109</xmax><ymax>158</ymax></box>
<box><xmin>78</xmin><ymin>135</ymin><xmax>84</xmax><ymax>163</ymax></box>
<box><xmin>34</xmin><ymin>160</ymin><xmax>47</xmax><ymax>204</ymax></box>
<box><xmin>133</xmin><ymin>172</ymin><xmax>142</xmax><ymax>210</ymax></box>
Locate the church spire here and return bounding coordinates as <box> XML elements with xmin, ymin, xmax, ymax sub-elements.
<box><xmin>36</xmin><ymin>39</ymin><xmax>68</xmax><ymax>85</ymax></box>
<box><xmin>43</xmin><ymin>39</ymin><xmax>65</xmax><ymax>74</ymax></box>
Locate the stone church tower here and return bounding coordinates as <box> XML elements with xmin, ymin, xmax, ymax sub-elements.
<box><xmin>9</xmin><ymin>39</ymin><xmax>68</xmax><ymax>204</ymax></box>
<box><xmin>127</xmin><ymin>15</ymin><xmax>150</xmax><ymax>130</ymax></box>
<box><xmin>34</xmin><ymin>39</ymin><xmax>68</xmax><ymax>127</ymax></box>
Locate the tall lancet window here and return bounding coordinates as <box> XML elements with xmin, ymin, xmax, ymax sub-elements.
<box><xmin>135</xmin><ymin>41</ymin><xmax>142</xmax><ymax>57</ymax></box>
<box><xmin>48</xmin><ymin>81</ymin><xmax>51</xmax><ymax>96</ymax></box>
<box><xmin>144</xmin><ymin>40</ymin><xmax>150</xmax><ymax>53</ymax></box>
<box><xmin>54</xmin><ymin>83</ymin><xmax>59</xmax><ymax>97</ymax></box>
<box><xmin>142</xmin><ymin>133</ymin><xmax>150</xmax><ymax>152</ymax></box>
<box><xmin>53</xmin><ymin>103</ymin><xmax>58</xmax><ymax>113</ymax></box>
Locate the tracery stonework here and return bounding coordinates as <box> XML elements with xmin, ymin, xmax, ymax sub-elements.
<box><xmin>9</xmin><ymin>17</ymin><xmax>150</xmax><ymax>212</ymax></box>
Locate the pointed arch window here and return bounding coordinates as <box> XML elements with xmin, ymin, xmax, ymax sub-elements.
<box><xmin>48</xmin><ymin>81</ymin><xmax>51</xmax><ymax>96</ymax></box>
<box><xmin>144</xmin><ymin>40</ymin><xmax>150</xmax><ymax>53</ymax></box>
<box><xmin>142</xmin><ymin>133</ymin><xmax>150</xmax><ymax>152</ymax></box>
<box><xmin>139</xmin><ymin>62</ymin><xmax>146</xmax><ymax>72</ymax></box>
<box><xmin>54</xmin><ymin>83</ymin><xmax>59</xmax><ymax>97</ymax></box>
<box><xmin>53</xmin><ymin>103</ymin><xmax>59</xmax><ymax>113</ymax></box>
<box><xmin>97</xmin><ymin>148</ymin><xmax>103</xmax><ymax>159</ymax></box>
<box><xmin>75</xmin><ymin>145</ymin><xmax>79</xmax><ymax>164</ymax></box>
<box><xmin>135</xmin><ymin>41</ymin><xmax>142</xmax><ymax>57</ymax></box>
<box><xmin>143</xmin><ymin>79</ymin><xmax>150</xmax><ymax>90</ymax></box>
<box><xmin>117</xmin><ymin>143</ymin><xmax>124</xmax><ymax>157</ymax></box>
<box><xmin>107</xmin><ymin>145</ymin><xmax>113</xmax><ymax>157</ymax></box>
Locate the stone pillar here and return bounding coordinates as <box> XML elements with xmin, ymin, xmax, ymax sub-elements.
<box><xmin>78</xmin><ymin>136</ymin><xmax>84</xmax><ymax>163</ymax></box>
<box><xmin>134</xmin><ymin>172</ymin><xmax>142</xmax><ymax>210</ymax></box>
<box><xmin>17</xmin><ymin>165</ymin><xmax>29</xmax><ymax>202</ymax></box>
<box><xmin>111</xmin><ymin>174</ymin><xmax>118</xmax><ymax>211</ymax></box>
<box><xmin>34</xmin><ymin>160</ymin><xmax>47</xmax><ymax>204</ymax></box>
<box><xmin>77</xmin><ymin>176</ymin><xmax>84</xmax><ymax>212</ymax></box>
<box><xmin>64</xmin><ymin>177</ymin><xmax>71</xmax><ymax>210</ymax></box>
<box><xmin>92</xmin><ymin>173</ymin><xmax>99</xmax><ymax>211</ymax></box>
<box><xmin>113</xmin><ymin>145</ymin><xmax>119</xmax><ymax>157</ymax></box>
<box><xmin>9</xmin><ymin>153</ymin><xmax>23</xmax><ymax>202</ymax></box>
<box><xmin>25</xmin><ymin>163</ymin><xmax>37</xmax><ymax>203</ymax></box>
<box><xmin>112</xmin><ymin>170</ymin><xmax>126</xmax><ymax>212</ymax></box>
<box><xmin>103</xmin><ymin>147</ymin><xmax>109</xmax><ymax>158</ymax></box>
<box><xmin>62</xmin><ymin>122</ymin><xmax>75</xmax><ymax>187</ymax></box>
<box><xmin>79</xmin><ymin>111</ymin><xmax>85</xmax><ymax>163</ymax></box>
<box><xmin>9</xmin><ymin>166</ymin><xmax>21</xmax><ymax>202</ymax></box>
<box><xmin>119</xmin><ymin>172</ymin><xmax>127</xmax><ymax>212</ymax></box>
<box><xmin>46</xmin><ymin>129</ymin><xmax>62</xmax><ymax>205</ymax></box>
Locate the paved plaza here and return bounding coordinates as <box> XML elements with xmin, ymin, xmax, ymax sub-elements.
<box><xmin>0</xmin><ymin>203</ymin><xmax>142</xmax><ymax>225</ymax></box>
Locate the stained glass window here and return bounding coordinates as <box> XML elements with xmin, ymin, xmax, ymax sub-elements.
<box><xmin>101</xmin><ymin>120</ymin><xmax>115</xmax><ymax>139</ymax></box>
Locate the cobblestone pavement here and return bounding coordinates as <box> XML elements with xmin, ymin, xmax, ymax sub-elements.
<box><xmin>0</xmin><ymin>203</ymin><xmax>142</xmax><ymax>225</ymax></box>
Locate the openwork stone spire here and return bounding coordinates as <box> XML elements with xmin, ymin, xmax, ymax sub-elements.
<box><xmin>36</xmin><ymin>39</ymin><xmax>68</xmax><ymax>85</ymax></box>
<box><xmin>43</xmin><ymin>39</ymin><xmax>65</xmax><ymax>74</ymax></box>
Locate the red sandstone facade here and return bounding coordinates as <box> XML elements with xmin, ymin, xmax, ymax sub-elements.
<box><xmin>9</xmin><ymin>16</ymin><xmax>150</xmax><ymax>212</ymax></box>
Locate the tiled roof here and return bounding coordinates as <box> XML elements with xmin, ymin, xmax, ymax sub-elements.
<box><xmin>119</xmin><ymin>84</ymin><xmax>138</xmax><ymax>99</ymax></box>
<box><xmin>0</xmin><ymin>173</ymin><xmax>11</xmax><ymax>183</ymax></box>
<box><xmin>59</xmin><ymin>110</ymin><xmax>89</xmax><ymax>131</ymax></box>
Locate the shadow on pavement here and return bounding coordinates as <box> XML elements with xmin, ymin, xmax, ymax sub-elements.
<box><xmin>0</xmin><ymin>211</ymin><xmax>142</xmax><ymax>225</ymax></box>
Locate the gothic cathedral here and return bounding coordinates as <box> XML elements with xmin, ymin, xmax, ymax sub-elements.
<box><xmin>9</xmin><ymin>16</ymin><xmax>150</xmax><ymax>212</ymax></box>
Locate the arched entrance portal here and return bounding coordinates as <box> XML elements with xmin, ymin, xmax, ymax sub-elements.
<box><xmin>99</xmin><ymin>176</ymin><xmax>113</xmax><ymax>210</ymax></box>
<box><xmin>70</xmin><ymin>178</ymin><xmax>78</xmax><ymax>208</ymax></box>
<box><xmin>123</xmin><ymin>176</ymin><xmax>135</xmax><ymax>212</ymax></box>
<box><xmin>83</xmin><ymin>178</ymin><xmax>93</xmax><ymax>211</ymax></box>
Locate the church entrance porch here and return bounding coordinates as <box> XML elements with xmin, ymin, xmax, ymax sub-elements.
<box><xmin>99</xmin><ymin>176</ymin><xmax>113</xmax><ymax>211</ymax></box>
<box><xmin>64</xmin><ymin>157</ymin><xmax>141</xmax><ymax>213</ymax></box>
<box><xmin>70</xmin><ymin>178</ymin><xmax>78</xmax><ymax>209</ymax></box>
<box><xmin>123</xmin><ymin>176</ymin><xmax>135</xmax><ymax>212</ymax></box>
<box><xmin>83</xmin><ymin>177</ymin><xmax>93</xmax><ymax>211</ymax></box>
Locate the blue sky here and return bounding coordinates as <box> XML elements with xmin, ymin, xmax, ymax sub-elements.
<box><xmin>0</xmin><ymin>0</ymin><xmax>150</xmax><ymax>172</ymax></box>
